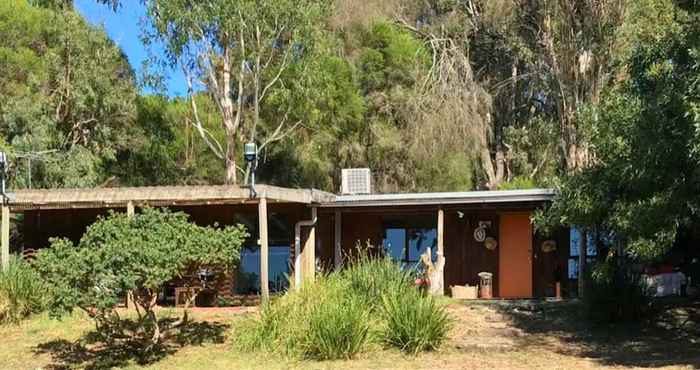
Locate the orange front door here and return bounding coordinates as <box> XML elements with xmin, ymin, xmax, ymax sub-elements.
<box><xmin>499</xmin><ymin>213</ymin><xmax>533</xmax><ymax>298</ymax></box>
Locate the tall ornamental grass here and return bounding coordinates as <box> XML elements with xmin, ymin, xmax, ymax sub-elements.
<box><xmin>235</xmin><ymin>250</ymin><xmax>452</xmax><ymax>359</ymax></box>
<box><xmin>339</xmin><ymin>252</ymin><xmax>414</xmax><ymax>311</ymax></box>
<box><xmin>236</xmin><ymin>275</ymin><xmax>370</xmax><ymax>360</ymax></box>
<box><xmin>0</xmin><ymin>255</ymin><xmax>47</xmax><ymax>324</ymax></box>
<box><xmin>380</xmin><ymin>286</ymin><xmax>452</xmax><ymax>354</ymax></box>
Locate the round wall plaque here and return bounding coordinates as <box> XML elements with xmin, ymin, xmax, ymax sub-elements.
<box><xmin>541</xmin><ymin>240</ymin><xmax>557</xmax><ymax>253</ymax></box>
<box><xmin>484</xmin><ymin>237</ymin><xmax>498</xmax><ymax>250</ymax></box>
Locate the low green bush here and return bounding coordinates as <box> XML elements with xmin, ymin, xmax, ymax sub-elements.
<box><xmin>34</xmin><ymin>208</ymin><xmax>248</xmax><ymax>344</ymax></box>
<box><xmin>0</xmin><ymin>255</ymin><xmax>47</xmax><ymax>324</ymax></box>
<box><xmin>235</xmin><ymin>249</ymin><xmax>451</xmax><ymax>360</ymax></box>
<box><xmin>585</xmin><ymin>258</ymin><xmax>652</xmax><ymax>323</ymax></box>
<box><xmin>380</xmin><ymin>287</ymin><xmax>452</xmax><ymax>354</ymax></box>
<box><xmin>236</xmin><ymin>276</ymin><xmax>371</xmax><ymax>360</ymax></box>
<box><xmin>303</xmin><ymin>278</ymin><xmax>370</xmax><ymax>360</ymax></box>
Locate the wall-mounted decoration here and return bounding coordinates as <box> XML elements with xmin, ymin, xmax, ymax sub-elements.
<box><xmin>541</xmin><ymin>240</ymin><xmax>557</xmax><ymax>253</ymax></box>
<box><xmin>473</xmin><ymin>226</ymin><xmax>486</xmax><ymax>242</ymax></box>
<box><xmin>484</xmin><ymin>237</ymin><xmax>498</xmax><ymax>250</ymax></box>
<box><xmin>473</xmin><ymin>221</ymin><xmax>491</xmax><ymax>242</ymax></box>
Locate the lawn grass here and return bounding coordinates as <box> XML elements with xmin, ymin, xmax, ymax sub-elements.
<box><xmin>1</xmin><ymin>300</ymin><xmax>699</xmax><ymax>369</ymax></box>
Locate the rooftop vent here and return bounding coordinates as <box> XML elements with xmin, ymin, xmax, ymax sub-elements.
<box><xmin>341</xmin><ymin>168</ymin><xmax>371</xmax><ymax>195</ymax></box>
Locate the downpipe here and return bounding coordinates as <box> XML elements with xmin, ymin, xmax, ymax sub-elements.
<box><xmin>294</xmin><ymin>207</ymin><xmax>317</xmax><ymax>290</ymax></box>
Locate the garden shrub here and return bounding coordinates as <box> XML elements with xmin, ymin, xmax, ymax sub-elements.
<box><xmin>380</xmin><ymin>287</ymin><xmax>452</xmax><ymax>354</ymax></box>
<box><xmin>236</xmin><ymin>275</ymin><xmax>371</xmax><ymax>360</ymax></box>
<box><xmin>0</xmin><ymin>255</ymin><xmax>47</xmax><ymax>324</ymax></box>
<box><xmin>584</xmin><ymin>257</ymin><xmax>652</xmax><ymax>323</ymax></box>
<box><xmin>235</xmin><ymin>248</ymin><xmax>451</xmax><ymax>360</ymax></box>
<box><xmin>34</xmin><ymin>208</ymin><xmax>247</xmax><ymax>344</ymax></box>
<box><xmin>302</xmin><ymin>278</ymin><xmax>370</xmax><ymax>360</ymax></box>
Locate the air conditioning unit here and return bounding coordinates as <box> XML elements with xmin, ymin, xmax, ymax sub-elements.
<box><xmin>341</xmin><ymin>168</ymin><xmax>371</xmax><ymax>195</ymax></box>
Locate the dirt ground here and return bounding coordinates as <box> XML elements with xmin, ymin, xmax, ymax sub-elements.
<box><xmin>1</xmin><ymin>300</ymin><xmax>699</xmax><ymax>369</ymax></box>
<box><xmin>442</xmin><ymin>300</ymin><xmax>700</xmax><ymax>369</ymax></box>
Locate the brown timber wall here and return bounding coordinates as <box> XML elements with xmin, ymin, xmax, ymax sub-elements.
<box><xmin>443</xmin><ymin>210</ymin><xmax>500</xmax><ymax>296</ymax></box>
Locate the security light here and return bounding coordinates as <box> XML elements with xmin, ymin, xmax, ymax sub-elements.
<box><xmin>0</xmin><ymin>152</ymin><xmax>6</xmax><ymax>174</ymax></box>
<box><xmin>244</xmin><ymin>143</ymin><xmax>258</xmax><ymax>198</ymax></box>
<box><xmin>244</xmin><ymin>142</ymin><xmax>257</xmax><ymax>163</ymax></box>
<box><xmin>0</xmin><ymin>151</ymin><xmax>7</xmax><ymax>204</ymax></box>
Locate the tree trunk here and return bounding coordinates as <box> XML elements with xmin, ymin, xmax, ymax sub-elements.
<box><xmin>421</xmin><ymin>248</ymin><xmax>445</xmax><ymax>296</ymax></box>
<box><xmin>225</xmin><ymin>134</ymin><xmax>237</xmax><ymax>185</ymax></box>
<box><xmin>480</xmin><ymin>146</ymin><xmax>506</xmax><ymax>190</ymax></box>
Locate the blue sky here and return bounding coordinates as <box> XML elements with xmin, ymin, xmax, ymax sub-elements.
<box><xmin>75</xmin><ymin>0</ymin><xmax>187</xmax><ymax>97</ymax></box>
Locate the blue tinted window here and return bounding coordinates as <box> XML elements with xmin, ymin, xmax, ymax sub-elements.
<box><xmin>570</xmin><ymin>228</ymin><xmax>598</xmax><ymax>256</ymax></box>
<box><xmin>237</xmin><ymin>245</ymin><xmax>290</xmax><ymax>294</ymax></box>
<box><xmin>383</xmin><ymin>226</ymin><xmax>437</xmax><ymax>270</ymax></box>
<box><xmin>383</xmin><ymin>228</ymin><xmax>406</xmax><ymax>261</ymax></box>
<box><xmin>408</xmin><ymin>228</ymin><xmax>437</xmax><ymax>261</ymax></box>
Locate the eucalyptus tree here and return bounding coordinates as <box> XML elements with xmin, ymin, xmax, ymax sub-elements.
<box><xmin>143</xmin><ymin>0</ymin><xmax>328</xmax><ymax>184</ymax></box>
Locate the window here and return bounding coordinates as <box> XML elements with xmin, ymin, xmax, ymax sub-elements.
<box><xmin>568</xmin><ymin>228</ymin><xmax>598</xmax><ymax>279</ymax></box>
<box><xmin>237</xmin><ymin>245</ymin><xmax>290</xmax><ymax>294</ymax></box>
<box><xmin>383</xmin><ymin>227</ymin><xmax>437</xmax><ymax>270</ymax></box>
<box><xmin>234</xmin><ymin>213</ymin><xmax>292</xmax><ymax>294</ymax></box>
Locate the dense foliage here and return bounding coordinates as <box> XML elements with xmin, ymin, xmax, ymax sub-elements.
<box><xmin>34</xmin><ymin>208</ymin><xmax>247</xmax><ymax>343</ymax></box>
<box><xmin>0</xmin><ymin>0</ymin><xmax>138</xmax><ymax>188</ymax></box>
<box><xmin>0</xmin><ymin>256</ymin><xmax>47</xmax><ymax>324</ymax></box>
<box><xmin>532</xmin><ymin>0</ymin><xmax>700</xmax><ymax>315</ymax></box>
<box><xmin>536</xmin><ymin>0</ymin><xmax>700</xmax><ymax>261</ymax></box>
<box><xmin>236</xmin><ymin>253</ymin><xmax>451</xmax><ymax>359</ymax></box>
<box><xmin>2</xmin><ymin>0</ymin><xmax>682</xmax><ymax>193</ymax></box>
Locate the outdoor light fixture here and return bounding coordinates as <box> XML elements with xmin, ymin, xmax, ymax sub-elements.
<box><xmin>244</xmin><ymin>142</ymin><xmax>258</xmax><ymax>198</ymax></box>
<box><xmin>244</xmin><ymin>142</ymin><xmax>257</xmax><ymax>163</ymax></box>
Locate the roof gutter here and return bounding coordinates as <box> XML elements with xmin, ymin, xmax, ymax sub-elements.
<box><xmin>320</xmin><ymin>191</ymin><xmax>556</xmax><ymax>208</ymax></box>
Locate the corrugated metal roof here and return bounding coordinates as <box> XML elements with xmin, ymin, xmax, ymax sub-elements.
<box><xmin>322</xmin><ymin>188</ymin><xmax>556</xmax><ymax>207</ymax></box>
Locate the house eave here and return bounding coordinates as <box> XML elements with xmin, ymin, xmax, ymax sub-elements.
<box><xmin>318</xmin><ymin>188</ymin><xmax>556</xmax><ymax>208</ymax></box>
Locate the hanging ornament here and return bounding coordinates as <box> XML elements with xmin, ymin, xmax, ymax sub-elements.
<box><xmin>473</xmin><ymin>225</ymin><xmax>486</xmax><ymax>242</ymax></box>
<box><xmin>484</xmin><ymin>237</ymin><xmax>498</xmax><ymax>250</ymax></box>
<box><xmin>541</xmin><ymin>240</ymin><xmax>557</xmax><ymax>253</ymax></box>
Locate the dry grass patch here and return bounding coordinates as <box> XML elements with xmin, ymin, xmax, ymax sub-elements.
<box><xmin>2</xmin><ymin>300</ymin><xmax>699</xmax><ymax>369</ymax></box>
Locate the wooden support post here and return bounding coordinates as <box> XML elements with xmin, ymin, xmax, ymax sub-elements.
<box><xmin>334</xmin><ymin>210</ymin><xmax>342</xmax><ymax>269</ymax></box>
<box><xmin>302</xmin><ymin>220</ymin><xmax>316</xmax><ymax>283</ymax></box>
<box><xmin>258</xmin><ymin>197</ymin><xmax>269</xmax><ymax>304</ymax></box>
<box><xmin>126</xmin><ymin>201</ymin><xmax>135</xmax><ymax>217</ymax></box>
<box><xmin>437</xmin><ymin>208</ymin><xmax>444</xmax><ymax>256</ymax></box>
<box><xmin>433</xmin><ymin>208</ymin><xmax>445</xmax><ymax>296</ymax></box>
<box><xmin>1</xmin><ymin>204</ymin><xmax>9</xmax><ymax>272</ymax></box>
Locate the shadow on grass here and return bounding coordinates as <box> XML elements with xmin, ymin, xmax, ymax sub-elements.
<box><xmin>34</xmin><ymin>318</ymin><xmax>229</xmax><ymax>370</ymax></box>
<box><xmin>488</xmin><ymin>298</ymin><xmax>700</xmax><ymax>368</ymax></box>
